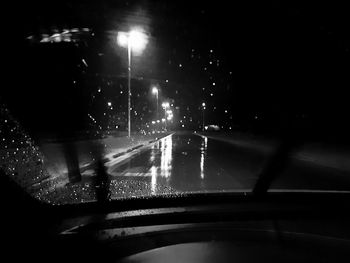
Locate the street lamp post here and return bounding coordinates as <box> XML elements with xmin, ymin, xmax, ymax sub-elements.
<box><xmin>202</xmin><ymin>102</ymin><xmax>206</xmax><ymax>132</ymax></box>
<box><xmin>117</xmin><ymin>29</ymin><xmax>148</xmax><ymax>137</ymax></box>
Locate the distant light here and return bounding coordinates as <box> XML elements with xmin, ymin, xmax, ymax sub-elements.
<box><xmin>98</xmin><ymin>88</ymin><xmax>101</xmax><ymax>93</ymax></box>
<box><xmin>165</xmin><ymin>79</ymin><xmax>169</xmax><ymax>83</ymax></box>
<box><xmin>162</xmin><ymin>118</ymin><xmax>166</xmax><ymax>122</ymax></box>
<box><xmin>255</xmin><ymin>115</ymin><xmax>258</xmax><ymax>120</ymax></box>
<box><xmin>179</xmin><ymin>64</ymin><xmax>182</xmax><ymax>68</ymax></box>
<box><xmin>212</xmin><ymin>82</ymin><xmax>215</xmax><ymax>86</ymax></box>
<box><xmin>210</xmin><ymin>49</ymin><xmax>213</xmax><ymax>53</ymax></box>
<box><xmin>40</xmin><ymin>35</ymin><xmax>50</xmax><ymax>43</ymax></box>
<box><xmin>225</xmin><ymin>110</ymin><xmax>228</xmax><ymax>113</ymax></box>
<box><xmin>182</xmin><ymin>124</ymin><xmax>185</xmax><ymax>128</ymax></box>
<box><xmin>152</xmin><ymin>87</ymin><xmax>158</xmax><ymax>94</ymax></box>
<box><xmin>82</xmin><ymin>59</ymin><xmax>88</xmax><ymax>67</ymax></box>
<box><xmin>120</xmin><ymin>91</ymin><xmax>123</xmax><ymax>94</ymax></box>
<box><xmin>166</xmin><ymin>110</ymin><xmax>173</xmax><ymax>115</ymax></box>
<box><xmin>157</xmin><ymin>120</ymin><xmax>160</xmax><ymax>123</ymax></box>
<box><xmin>210</xmin><ymin>93</ymin><xmax>214</xmax><ymax>97</ymax></box>
<box><xmin>107</xmin><ymin>102</ymin><xmax>112</xmax><ymax>107</ymax></box>
<box><xmin>152</xmin><ymin>121</ymin><xmax>156</xmax><ymax>124</ymax></box>
<box><xmin>209</xmin><ymin>61</ymin><xmax>213</xmax><ymax>65</ymax></box>
<box><xmin>162</xmin><ymin>102</ymin><xmax>170</xmax><ymax>108</ymax></box>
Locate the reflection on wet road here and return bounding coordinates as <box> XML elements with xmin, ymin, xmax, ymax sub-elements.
<box><xmin>107</xmin><ymin>132</ymin><xmax>350</xmax><ymax>199</ymax></box>
<box><xmin>108</xmin><ymin>133</ymin><xmax>264</xmax><ymax>195</ymax></box>
<box><xmin>39</xmin><ymin>132</ymin><xmax>350</xmax><ymax>203</ymax></box>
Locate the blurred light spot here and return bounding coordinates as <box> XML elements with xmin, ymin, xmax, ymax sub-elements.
<box><xmin>160</xmin><ymin>135</ymin><xmax>173</xmax><ymax>178</ymax></box>
<box><xmin>82</xmin><ymin>59</ymin><xmax>88</xmax><ymax>67</ymax></box>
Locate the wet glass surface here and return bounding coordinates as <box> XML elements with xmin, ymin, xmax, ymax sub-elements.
<box><xmin>30</xmin><ymin>132</ymin><xmax>350</xmax><ymax>204</ymax></box>
<box><xmin>1</xmin><ymin>1</ymin><xmax>350</xmax><ymax>204</ymax></box>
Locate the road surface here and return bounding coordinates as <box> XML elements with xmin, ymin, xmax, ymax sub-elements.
<box><xmin>107</xmin><ymin>132</ymin><xmax>350</xmax><ymax>196</ymax></box>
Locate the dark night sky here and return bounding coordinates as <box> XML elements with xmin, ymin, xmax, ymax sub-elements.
<box><xmin>3</xmin><ymin>0</ymin><xmax>350</xmax><ymax>139</ymax></box>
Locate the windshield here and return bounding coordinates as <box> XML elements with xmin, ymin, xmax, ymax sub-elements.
<box><xmin>1</xmin><ymin>0</ymin><xmax>350</xmax><ymax>205</ymax></box>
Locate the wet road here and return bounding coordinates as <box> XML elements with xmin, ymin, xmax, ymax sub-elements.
<box><xmin>108</xmin><ymin>133</ymin><xmax>350</xmax><ymax>195</ymax></box>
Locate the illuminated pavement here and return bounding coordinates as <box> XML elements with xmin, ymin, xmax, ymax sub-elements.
<box><xmin>107</xmin><ymin>132</ymin><xmax>350</xmax><ymax>195</ymax></box>
<box><xmin>36</xmin><ymin>132</ymin><xmax>350</xmax><ymax>204</ymax></box>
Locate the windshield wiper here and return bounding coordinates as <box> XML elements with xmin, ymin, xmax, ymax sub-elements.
<box><xmin>253</xmin><ymin>121</ymin><xmax>303</xmax><ymax>196</ymax></box>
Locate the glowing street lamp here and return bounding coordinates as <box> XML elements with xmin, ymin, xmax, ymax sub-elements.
<box><xmin>117</xmin><ymin>29</ymin><xmax>148</xmax><ymax>137</ymax></box>
<box><xmin>117</xmin><ymin>30</ymin><xmax>148</xmax><ymax>54</ymax></box>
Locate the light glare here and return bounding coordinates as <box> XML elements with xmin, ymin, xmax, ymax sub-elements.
<box><xmin>117</xmin><ymin>29</ymin><xmax>148</xmax><ymax>53</ymax></box>
<box><xmin>152</xmin><ymin>87</ymin><xmax>158</xmax><ymax>94</ymax></box>
<box><xmin>117</xmin><ymin>32</ymin><xmax>128</xmax><ymax>47</ymax></box>
<box><xmin>162</xmin><ymin>102</ymin><xmax>170</xmax><ymax>108</ymax></box>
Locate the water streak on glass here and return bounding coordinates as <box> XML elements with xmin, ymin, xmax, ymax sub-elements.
<box><xmin>160</xmin><ymin>135</ymin><xmax>173</xmax><ymax>178</ymax></box>
<box><xmin>200</xmin><ymin>136</ymin><xmax>208</xmax><ymax>179</ymax></box>
<box><xmin>150</xmin><ymin>165</ymin><xmax>157</xmax><ymax>194</ymax></box>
